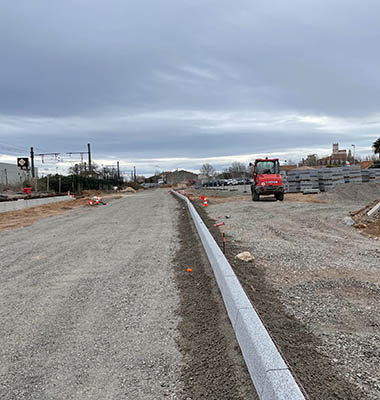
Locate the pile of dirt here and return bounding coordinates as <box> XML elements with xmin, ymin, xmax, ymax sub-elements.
<box><xmin>0</xmin><ymin>193</ymin><xmax>123</xmax><ymax>231</ymax></box>
<box><xmin>319</xmin><ymin>182</ymin><xmax>380</xmax><ymax>203</ymax></box>
<box><xmin>351</xmin><ymin>200</ymin><xmax>380</xmax><ymax>238</ymax></box>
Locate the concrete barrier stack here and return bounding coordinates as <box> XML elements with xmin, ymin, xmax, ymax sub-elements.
<box><xmin>369</xmin><ymin>168</ymin><xmax>380</xmax><ymax>181</ymax></box>
<box><xmin>361</xmin><ymin>169</ymin><xmax>370</xmax><ymax>183</ymax></box>
<box><xmin>342</xmin><ymin>166</ymin><xmax>362</xmax><ymax>183</ymax></box>
<box><xmin>298</xmin><ymin>170</ymin><xmax>320</xmax><ymax>194</ymax></box>
<box><xmin>287</xmin><ymin>170</ymin><xmax>301</xmax><ymax>193</ymax></box>
<box><xmin>280</xmin><ymin>171</ymin><xmax>289</xmax><ymax>193</ymax></box>
<box><xmin>318</xmin><ymin>168</ymin><xmax>345</xmax><ymax>191</ymax></box>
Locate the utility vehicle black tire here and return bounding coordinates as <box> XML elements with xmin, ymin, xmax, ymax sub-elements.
<box><xmin>252</xmin><ymin>191</ymin><xmax>259</xmax><ymax>201</ymax></box>
<box><xmin>275</xmin><ymin>192</ymin><xmax>284</xmax><ymax>201</ymax></box>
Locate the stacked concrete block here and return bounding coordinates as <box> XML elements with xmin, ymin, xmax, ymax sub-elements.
<box><xmin>369</xmin><ymin>168</ymin><xmax>380</xmax><ymax>182</ymax></box>
<box><xmin>287</xmin><ymin>170</ymin><xmax>301</xmax><ymax>193</ymax></box>
<box><xmin>361</xmin><ymin>169</ymin><xmax>370</xmax><ymax>183</ymax></box>
<box><xmin>298</xmin><ymin>170</ymin><xmax>320</xmax><ymax>194</ymax></box>
<box><xmin>318</xmin><ymin>168</ymin><xmax>345</xmax><ymax>192</ymax></box>
<box><xmin>280</xmin><ymin>171</ymin><xmax>289</xmax><ymax>193</ymax></box>
<box><xmin>342</xmin><ymin>166</ymin><xmax>362</xmax><ymax>183</ymax></box>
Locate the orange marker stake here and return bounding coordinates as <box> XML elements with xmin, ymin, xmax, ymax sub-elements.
<box><xmin>187</xmin><ymin>268</ymin><xmax>192</xmax><ymax>272</ymax></box>
<box><xmin>213</xmin><ymin>222</ymin><xmax>224</xmax><ymax>227</ymax></box>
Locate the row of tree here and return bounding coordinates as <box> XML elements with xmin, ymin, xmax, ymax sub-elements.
<box><xmin>200</xmin><ymin>162</ymin><xmax>252</xmax><ymax>180</ymax></box>
<box><xmin>68</xmin><ymin>162</ymin><xmax>120</xmax><ymax>180</ymax></box>
<box><xmin>200</xmin><ymin>138</ymin><xmax>380</xmax><ymax>178</ymax></box>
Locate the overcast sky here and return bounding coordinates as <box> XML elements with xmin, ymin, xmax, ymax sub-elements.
<box><xmin>1</xmin><ymin>0</ymin><xmax>380</xmax><ymax>176</ymax></box>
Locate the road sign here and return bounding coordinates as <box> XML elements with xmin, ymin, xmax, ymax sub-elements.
<box><xmin>17</xmin><ymin>157</ymin><xmax>29</xmax><ymax>170</ymax></box>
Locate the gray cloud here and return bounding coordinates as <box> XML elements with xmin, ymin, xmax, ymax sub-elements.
<box><xmin>1</xmin><ymin>0</ymin><xmax>379</xmax><ymax>174</ymax></box>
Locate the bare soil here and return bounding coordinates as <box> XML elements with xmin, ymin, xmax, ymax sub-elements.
<box><xmin>0</xmin><ymin>193</ymin><xmax>124</xmax><ymax>231</ymax></box>
<box><xmin>173</xmin><ymin>198</ymin><xmax>258</xmax><ymax>400</ymax></box>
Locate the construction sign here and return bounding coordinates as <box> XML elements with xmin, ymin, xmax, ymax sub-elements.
<box><xmin>17</xmin><ymin>157</ymin><xmax>29</xmax><ymax>170</ymax></box>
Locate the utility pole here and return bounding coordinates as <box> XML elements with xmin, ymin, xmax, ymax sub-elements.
<box><xmin>88</xmin><ymin>143</ymin><xmax>92</xmax><ymax>175</ymax></box>
<box><xmin>134</xmin><ymin>166</ymin><xmax>136</xmax><ymax>183</ymax></box>
<box><xmin>117</xmin><ymin>161</ymin><xmax>120</xmax><ymax>179</ymax></box>
<box><xmin>30</xmin><ymin>147</ymin><xmax>35</xmax><ymax>178</ymax></box>
<box><xmin>47</xmin><ymin>175</ymin><xmax>49</xmax><ymax>192</ymax></box>
<box><xmin>4</xmin><ymin>168</ymin><xmax>8</xmax><ymax>186</ymax></box>
<box><xmin>351</xmin><ymin>144</ymin><xmax>356</xmax><ymax>165</ymax></box>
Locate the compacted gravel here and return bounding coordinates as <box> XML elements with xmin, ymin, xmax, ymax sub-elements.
<box><xmin>0</xmin><ymin>190</ymin><xmax>182</xmax><ymax>399</ymax></box>
<box><xmin>0</xmin><ymin>189</ymin><xmax>256</xmax><ymax>399</ymax></box>
<box><xmin>195</xmin><ymin>183</ymin><xmax>380</xmax><ymax>399</ymax></box>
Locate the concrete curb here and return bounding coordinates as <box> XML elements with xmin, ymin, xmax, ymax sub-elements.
<box><xmin>0</xmin><ymin>195</ymin><xmax>75</xmax><ymax>214</ymax></box>
<box><xmin>172</xmin><ymin>190</ymin><xmax>305</xmax><ymax>400</ymax></box>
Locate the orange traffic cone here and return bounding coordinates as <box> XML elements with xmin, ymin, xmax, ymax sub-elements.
<box><xmin>203</xmin><ymin>200</ymin><xmax>208</xmax><ymax>207</ymax></box>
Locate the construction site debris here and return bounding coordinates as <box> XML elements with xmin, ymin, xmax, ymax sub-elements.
<box><xmin>235</xmin><ymin>251</ymin><xmax>255</xmax><ymax>262</ymax></box>
<box><xmin>213</xmin><ymin>222</ymin><xmax>224</xmax><ymax>227</ymax></box>
<box><xmin>351</xmin><ymin>199</ymin><xmax>380</xmax><ymax>238</ymax></box>
<box><xmin>367</xmin><ymin>201</ymin><xmax>380</xmax><ymax>217</ymax></box>
<box><xmin>343</xmin><ymin>216</ymin><xmax>355</xmax><ymax>226</ymax></box>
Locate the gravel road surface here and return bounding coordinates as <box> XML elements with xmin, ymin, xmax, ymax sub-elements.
<box><xmin>0</xmin><ymin>189</ymin><xmax>256</xmax><ymax>399</ymax></box>
<box><xmin>196</xmin><ymin>184</ymin><xmax>380</xmax><ymax>399</ymax></box>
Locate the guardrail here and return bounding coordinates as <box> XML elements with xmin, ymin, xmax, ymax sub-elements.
<box><xmin>0</xmin><ymin>195</ymin><xmax>75</xmax><ymax>214</ymax></box>
<box><xmin>171</xmin><ymin>190</ymin><xmax>305</xmax><ymax>400</ymax></box>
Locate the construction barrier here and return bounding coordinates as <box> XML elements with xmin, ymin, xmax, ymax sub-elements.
<box><xmin>171</xmin><ymin>190</ymin><xmax>305</xmax><ymax>400</ymax></box>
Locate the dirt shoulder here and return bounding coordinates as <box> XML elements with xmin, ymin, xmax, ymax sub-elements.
<box><xmin>173</xmin><ymin>197</ymin><xmax>258</xmax><ymax>400</ymax></box>
<box><xmin>0</xmin><ymin>193</ymin><xmax>128</xmax><ymax>231</ymax></box>
<box><xmin>186</xmin><ymin>186</ymin><xmax>380</xmax><ymax>399</ymax></box>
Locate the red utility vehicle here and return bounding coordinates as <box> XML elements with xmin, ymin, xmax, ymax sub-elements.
<box><xmin>250</xmin><ymin>158</ymin><xmax>284</xmax><ymax>201</ymax></box>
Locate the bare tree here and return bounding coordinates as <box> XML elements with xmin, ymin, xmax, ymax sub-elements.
<box><xmin>228</xmin><ymin>162</ymin><xmax>247</xmax><ymax>178</ymax></box>
<box><xmin>200</xmin><ymin>163</ymin><xmax>216</xmax><ymax>181</ymax></box>
<box><xmin>68</xmin><ymin>162</ymin><xmax>100</xmax><ymax>176</ymax></box>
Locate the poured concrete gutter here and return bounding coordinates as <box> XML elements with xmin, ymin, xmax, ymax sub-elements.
<box><xmin>172</xmin><ymin>190</ymin><xmax>305</xmax><ymax>400</ymax></box>
<box><xmin>0</xmin><ymin>195</ymin><xmax>75</xmax><ymax>214</ymax></box>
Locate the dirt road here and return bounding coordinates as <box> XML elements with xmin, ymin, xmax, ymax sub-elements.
<box><xmin>0</xmin><ymin>189</ymin><xmax>255</xmax><ymax>399</ymax></box>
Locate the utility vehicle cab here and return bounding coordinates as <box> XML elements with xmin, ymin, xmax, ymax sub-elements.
<box><xmin>250</xmin><ymin>158</ymin><xmax>284</xmax><ymax>201</ymax></box>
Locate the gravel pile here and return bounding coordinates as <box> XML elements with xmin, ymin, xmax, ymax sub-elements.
<box><xmin>319</xmin><ymin>182</ymin><xmax>380</xmax><ymax>203</ymax></box>
<box><xmin>205</xmin><ymin>192</ymin><xmax>380</xmax><ymax>399</ymax></box>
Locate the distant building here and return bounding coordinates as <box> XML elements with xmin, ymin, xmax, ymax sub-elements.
<box><xmin>317</xmin><ymin>143</ymin><xmax>354</xmax><ymax>166</ymax></box>
<box><xmin>166</xmin><ymin>170</ymin><xmax>198</xmax><ymax>185</ymax></box>
<box><xmin>0</xmin><ymin>162</ymin><xmax>37</xmax><ymax>187</ymax></box>
<box><xmin>299</xmin><ymin>154</ymin><xmax>318</xmax><ymax>167</ymax></box>
<box><xmin>146</xmin><ymin>169</ymin><xmax>198</xmax><ymax>185</ymax></box>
